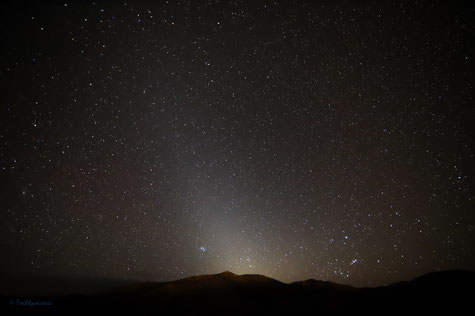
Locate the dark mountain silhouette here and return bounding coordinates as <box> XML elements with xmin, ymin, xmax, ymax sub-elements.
<box><xmin>290</xmin><ymin>278</ymin><xmax>355</xmax><ymax>291</ymax></box>
<box><xmin>1</xmin><ymin>270</ymin><xmax>474</xmax><ymax>315</ymax></box>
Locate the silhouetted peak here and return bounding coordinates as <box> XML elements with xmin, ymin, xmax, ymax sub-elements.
<box><xmin>291</xmin><ymin>279</ymin><xmax>354</xmax><ymax>291</ymax></box>
<box><xmin>298</xmin><ymin>279</ymin><xmax>320</xmax><ymax>285</ymax></box>
<box><xmin>218</xmin><ymin>271</ymin><xmax>236</xmax><ymax>277</ymax></box>
<box><xmin>292</xmin><ymin>279</ymin><xmax>331</xmax><ymax>286</ymax></box>
<box><xmin>391</xmin><ymin>269</ymin><xmax>475</xmax><ymax>290</ymax></box>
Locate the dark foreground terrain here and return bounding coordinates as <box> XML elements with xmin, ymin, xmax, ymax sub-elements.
<box><xmin>1</xmin><ymin>270</ymin><xmax>474</xmax><ymax>315</ymax></box>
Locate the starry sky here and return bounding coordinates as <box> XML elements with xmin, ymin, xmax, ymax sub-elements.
<box><xmin>1</xmin><ymin>1</ymin><xmax>474</xmax><ymax>287</ymax></box>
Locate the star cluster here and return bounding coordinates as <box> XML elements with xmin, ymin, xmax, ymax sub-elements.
<box><xmin>1</xmin><ymin>1</ymin><xmax>474</xmax><ymax>286</ymax></box>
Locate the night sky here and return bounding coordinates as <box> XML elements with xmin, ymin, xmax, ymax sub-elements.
<box><xmin>1</xmin><ymin>1</ymin><xmax>474</xmax><ymax>287</ymax></box>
